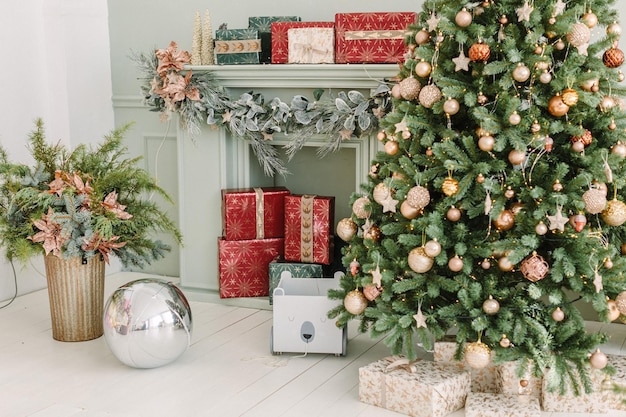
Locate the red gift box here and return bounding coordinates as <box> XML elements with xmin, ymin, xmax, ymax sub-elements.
<box><xmin>334</xmin><ymin>12</ymin><xmax>417</xmax><ymax>64</ymax></box>
<box><xmin>222</xmin><ymin>187</ymin><xmax>290</xmax><ymax>241</ymax></box>
<box><xmin>218</xmin><ymin>237</ymin><xmax>284</xmax><ymax>298</ymax></box>
<box><xmin>284</xmin><ymin>195</ymin><xmax>335</xmax><ymax>265</ymax></box>
<box><xmin>271</xmin><ymin>21</ymin><xmax>335</xmax><ymax>63</ymax></box>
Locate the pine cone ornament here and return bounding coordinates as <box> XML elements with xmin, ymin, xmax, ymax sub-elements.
<box><xmin>570</xmin><ymin>129</ymin><xmax>592</xmax><ymax>147</ymax></box>
<box><xmin>603</xmin><ymin>47</ymin><xmax>625</xmax><ymax>68</ymax></box>
<box><xmin>469</xmin><ymin>42</ymin><xmax>490</xmax><ymax>62</ymax></box>
<box><xmin>398</xmin><ymin>77</ymin><xmax>421</xmax><ymax>101</ymax></box>
<box><xmin>419</xmin><ymin>84</ymin><xmax>442</xmax><ymax>108</ymax></box>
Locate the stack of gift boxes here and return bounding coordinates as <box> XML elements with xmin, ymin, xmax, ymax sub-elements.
<box><xmin>213</xmin><ymin>12</ymin><xmax>417</xmax><ymax>65</ymax></box>
<box><xmin>218</xmin><ymin>187</ymin><xmax>334</xmax><ymax>302</ymax></box>
<box><xmin>358</xmin><ymin>336</ymin><xmax>620</xmax><ymax>417</ymax></box>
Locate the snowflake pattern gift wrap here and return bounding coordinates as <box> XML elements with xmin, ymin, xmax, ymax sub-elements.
<box><xmin>248</xmin><ymin>16</ymin><xmax>301</xmax><ymax>64</ymax></box>
<box><xmin>287</xmin><ymin>27</ymin><xmax>334</xmax><ymax>64</ymax></box>
<box><xmin>271</xmin><ymin>21</ymin><xmax>335</xmax><ymax>63</ymax></box>
<box><xmin>334</xmin><ymin>12</ymin><xmax>417</xmax><ymax>64</ymax></box>
<box><xmin>214</xmin><ymin>28</ymin><xmax>261</xmax><ymax>65</ymax></box>
<box><xmin>358</xmin><ymin>357</ymin><xmax>471</xmax><ymax>417</ymax></box>
<box><xmin>434</xmin><ymin>338</ymin><xmax>498</xmax><ymax>393</ymax></box>
<box><xmin>217</xmin><ymin>237</ymin><xmax>283</xmax><ymax>298</ymax></box>
<box><xmin>284</xmin><ymin>195</ymin><xmax>334</xmax><ymax>265</ymax></box>
<box><xmin>222</xmin><ymin>187</ymin><xmax>290</xmax><ymax>241</ymax></box>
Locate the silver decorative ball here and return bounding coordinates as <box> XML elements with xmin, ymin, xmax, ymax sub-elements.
<box><xmin>103</xmin><ymin>279</ymin><xmax>192</xmax><ymax>368</ymax></box>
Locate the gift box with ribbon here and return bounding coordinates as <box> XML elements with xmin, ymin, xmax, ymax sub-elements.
<box><xmin>434</xmin><ymin>337</ymin><xmax>498</xmax><ymax>393</ymax></box>
<box><xmin>541</xmin><ymin>366</ymin><xmax>607</xmax><ymax>413</ymax></box>
<box><xmin>217</xmin><ymin>237</ymin><xmax>283</xmax><ymax>298</ymax></box>
<box><xmin>214</xmin><ymin>28</ymin><xmax>261</xmax><ymax>65</ymax></box>
<box><xmin>222</xmin><ymin>187</ymin><xmax>290</xmax><ymax>241</ymax></box>
<box><xmin>270</xmin><ymin>21</ymin><xmax>335</xmax><ymax>64</ymax></box>
<box><xmin>495</xmin><ymin>360</ymin><xmax>542</xmax><ymax>399</ymax></box>
<box><xmin>248</xmin><ymin>16</ymin><xmax>301</xmax><ymax>64</ymax></box>
<box><xmin>358</xmin><ymin>356</ymin><xmax>471</xmax><ymax>417</ymax></box>
<box><xmin>287</xmin><ymin>27</ymin><xmax>334</xmax><ymax>64</ymax></box>
<box><xmin>334</xmin><ymin>12</ymin><xmax>417</xmax><ymax>64</ymax></box>
<box><xmin>284</xmin><ymin>194</ymin><xmax>334</xmax><ymax>265</ymax></box>
<box><xmin>464</xmin><ymin>392</ymin><xmax>540</xmax><ymax>417</ymax></box>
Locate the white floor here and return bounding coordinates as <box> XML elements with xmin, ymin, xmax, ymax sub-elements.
<box><xmin>2</xmin><ymin>272</ymin><xmax>626</xmax><ymax>417</ymax></box>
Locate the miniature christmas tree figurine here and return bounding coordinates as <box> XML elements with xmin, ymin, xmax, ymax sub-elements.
<box><xmin>191</xmin><ymin>11</ymin><xmax>202</xmax><ymax>66</ymax></box>
<box><xmin>201</xmin><ymin>9</ymin><xmax>215</xmax><ymax>65</ymax></box>
<box><xmin>330</xmin><ymin>0</ymin><xmax>626</xmax><ymax>393</ymax></box>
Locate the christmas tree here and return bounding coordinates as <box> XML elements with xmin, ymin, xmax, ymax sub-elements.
<box><xmin>330</xmin><ymin>0</ymin><xmax>626</xmax><ymax>393</ymax></box>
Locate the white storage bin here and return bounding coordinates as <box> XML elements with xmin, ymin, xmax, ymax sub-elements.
<box><xmin>270</xmin><ymin>271</ymin><xmax>347</xmax><ymax>356</ymax></box>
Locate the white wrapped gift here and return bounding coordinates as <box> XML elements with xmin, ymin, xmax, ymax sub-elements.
<box><xmin>465</xmin><ymin>392</ymin><xmax>540</xmax><ymax>417</ymax></box>
<box><xmin>434</xmin><ymin>339</ymin><xmax>498</xmax><ymax>393</ymax></box>
<box><xmin>287</xmin><ymin>27</ymin><xmax>334</xmax><ymax>63</ymax></box>
<box><xmin>602</xmin><ymin>354</ymin><xmax>626</xmax><ymax>410</ymax></box>
<box><xmin>541</xmin><ymin>367</ymin><xmax>607</xmax><ymax>413</ymax></box>
<box><xmin>496</xmin><ymin>360</ymin><xmax>542</xmax><ymax>399</ymax></box>
<box><xmin>359</xmin><ymin>356</ymin><xmax>470</xmax><ymax>417</ymax></box>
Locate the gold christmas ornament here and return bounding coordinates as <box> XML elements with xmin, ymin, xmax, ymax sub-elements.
<box><xmin>583</xmin><ymin>11</ymin><xmax>598</xmax><ymax>28</ymax></box>
<box><xmin>504</xmin><ymin>188</ymin><xmax>515</xmax><ymax>199</ymax></box>
<box><xmin>464</xmin><ymin>341</ymin><xmax>491</xmax><ymax>369</ymax></box>
<box><xmin>415</xmin><ymin>60</ymin><xmax>432</xmax><ymax>78</ymax></box>
<box><xmin>352</xmin><ymin>196</ymin><xmax>371</xmax><ymax>219</ymax></box>
<box><xmin>509</xmin><ymin>112</ymin><xmax>522</xmax><ymax>125</ymax></box>
<box><xmin>552</xmin><ymin>307</ymin><xmax>565</xmax><ymax>322</ymax></box>
<box><xmin>570</xmin><ymin>129</ymin><xmax>592</xmax><ymax>147</ymax></box>
<box><xmin>482</xmin><ymin>295</ymin><xmax>500</xmax><ymax>315</ymax></box>
<box><xmin>548</xmin><ymin>94</ymin><xmax>570</xmax><ymax>117</ymax></box>
<box><xmin>539</xmin><ymin>70</ymin><xmax>553</xmax><ymax>84</ymax></box>
<box><xmin>442</xmin><ymin>177</ymin><xmax>459</xmax><ymax>196</ymax></box>
<box><xmin>580</xmin><ymin>78</ymin><xmax>599</xmax><ymax>92</ymax></box>
<box><xmin>602</xmin><ymin>199</ymin><xmax>626</xmax><ymax>226</ymax></box>
<box><xmin>535</xmin><ymin>221</ymin><xmax>548</xmax><ymax>235</ymax></box>
<box><xmin>599</xmin><ymin>96</ymin><xmax>616</xmax><ymax>111</ymax></box>
<box><xmin>512</xmin><ymin>63</ymin><xmax>531</xmax><ymax>82</ymax></box>
<box><xmin>582</xmin><ymin>188</ymin><xmax>608</xmax><ymax>214</ymax></box>
<box><xmin>336</xmin><ymin>218</ymin><xmax>358</xmax><ymax>242</ymax></box>
<box><xmin>498</xmin><ymin>256</ymin><xmax>514</xmax><ymax>272</ymax></box>
<box><xmin>391</xmin><ymin>84</ymin><xmax>402</xmax><ymax>99</ymax></box>
<box><xmin>603</xmin><ymin>47</ymin><xmax>625</xmax><ymax>68</ymax></box>
<box><xmin>608</xmin><ymin>299</ymin><xmax>621</xmax><ymax>321</ymax></box>
<box><xmin>616</xmin><ymin>291</ymin><xmax>626</xmax><ymax>315</ymax></box>
<box><xmin>424</xmin><ymin>239</ymin><xmax>442</xmax><ymax>257</ymax></box>
<box><xmin>363</xmin><ymin>224</ymin><xmax>382</xmax><ymax>242</ymax></box>
<box><xmin>373</xmin><ymin>183</ymin><xmax>391</xmax><ymax>204</ymax></box>
<box><xmin>344</xmin><ymin>289</ymin><xmax>368</xmax><ymax>315</ymax></box>
<box><xmin>448</xmin><ymin>255</ymin><xmax>464</xmax><ymax>272</ymax></box>
<box><xmin>494</xmin><ymin>209</ymin><xmax>515</xmax><ymax>231</ymax></box>
<box><xmin>508</xmin><ymin>149</ymin><xmax>526</xmax><ymax>166</ymax></box>
<box><xmin>418</xmin><ymin>84</ymin><xmax>442</xmax><ymax>108</ymax></box>
<box><xmin>608</xmin><ymin>22</ymin><xmax>622</xmax><ymax>36</ymax></box>
<box><xmin>612</xmin><ymin>141</ymin><xmax>626</xmax><ymax>157</ymax></box>
<box><xmin>478</xmin><ymin>135</ymin><xmax>495</xmax><ymax>152</ymax></box>
<box><xmin>520</xmin><ymin>252</ymin><xmax>549</xmax><ymax>282</ymax></box>
<box><xmin>443</xmin><ymin>98</ymin><xmax>460</xmax><ymax>115</ymax></box>
<box><xmin>408</xmin><ymin>247</ymin><xmax>434</xmax><ymax>273</ymax></box>
<box><xmin>447</xmin><ymin>206</ymin><xmax>462</xmax><ymax>222</ymax></box>
<box><xmin>572</xmin><ymin>140</ymin><xmax>585</xmax><ymax>153</ymax></box>
<box><xmin>561</xmin><ymin>88</ymin><xmax>579</xmax><ymax>106</ymax></box>
<box><xmin>530</xmin><ymin>121</ymin><xmax>541</xmax><ymax>133</ymax></box>
<box><xmin>552</xmin><ymin>180</ymin><xmax>563</xmax><ymax>192</ymax></box>
<box><xmin>469</xmin><ymin>41</ymin><xmax>490</xmax><ymax>62</ymax></box>
<box><xmin>384</xmin><ymin>140</ymin><xmax>399</xmax><ymax>155</ymax></box>
<box><xmin>566</xmin><ymin>22</ymin><xmax>591</xmax><ymax>53</ymax></box>
<box><xmin>415</xmin><ymin>29</ymin><xmax>431</xmax><ymax>45</ymax></box>
<box><xmin>590</xmin><ymin>349</ymin><xmax>608</xmax><ymax>369</ymax></box>
<box><xmin>406</xmin><ymin>185</ymin><xmax>431</xmax><ymax>209</ymax></box>
<box><xmin>400</xmin><ymin>201</ymin><xmax>421</xmax><ymax>219</ymax></box>
<box><xmin>455</xmin><ymin>8</ymin><xmax>473</xmax><ymax>27</ymax></box>
<box><xmin>398</xmin><ymin>77</ymin><xmax>421</xmax><ymax>101</ymax></box>
<box><xmin>500</xmin><ymin>335</ymin><xmax>511</xmax><ymax>348</ymax></box>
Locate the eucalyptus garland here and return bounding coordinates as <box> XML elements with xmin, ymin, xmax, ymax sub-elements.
<box><xmin>133</xmin><ymin>41</ymin><xmax>392</xmax><ymax>176</ymax></box>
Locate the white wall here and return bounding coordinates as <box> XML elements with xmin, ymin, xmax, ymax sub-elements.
<box><xmin>0</xmin><ymin>0</ymin><xmax>114</xmax><ymax>301</ymax></box>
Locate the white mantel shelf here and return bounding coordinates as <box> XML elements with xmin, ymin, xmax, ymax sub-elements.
<box><xmin>186</xmin><ymin>64</ymin><xmax>398</xmax><ymax>89</ymax></box>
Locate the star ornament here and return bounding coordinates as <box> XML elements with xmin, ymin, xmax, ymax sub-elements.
<box><xmin>426</xmin><ymin>13</ymin><xmax>440</xmax><ymax>32</ymax></box>
<box><xmin>370</xmin><ymin>265</ymin><xmax>382</xmax><ymax>287</ymax></box>
<box><xmin>546</xmin><ymin>206</ymin><xmax>568</xmax><ymax>232</ymax></box>
<box><xmin>394</xmin><ymin>118</ymin><xmax>409</xmax><ymax>134</ymax></box>
<box><xmin>452</xmin><ymin>50</ymin><xmax>470</xmax><ymax>72</ymax></box>
<box><xmin>381</xmin><ymin>194</ymin><xmax>399</xmax><ymax>213</ymax></box>
<box><xmin>553</xmin><ymin>0</ymin><xmax>566</xmax><ymax>16</ymax></box>
<box><xmin>516</xmin><ymin>1</ymin><xmax>534</xmax><ymax>22</ymax></box>
<box><xmin>413</xmin><ymin>303</ymin><xmax>427</xmax><ymax>328</ymax></box>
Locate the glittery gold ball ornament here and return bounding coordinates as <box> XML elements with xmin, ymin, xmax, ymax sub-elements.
<box><xmin>363</xmin><ymin>224</ymin><xmax>382</xmax><ymax>242</ymax></box>
<box><xmin>398</xmin><ymin>77</ymin><xmax>421</xmax><ymax>101</ymax></box>
<box><xmin>548</xmin><ymin>94</ymin><xmax>570</xmax><ymax>117</ymax></box>
<box><xmin>482</xmin><ymin>295</ymin><xmax>500</xmax><ymax>315</ymax></box>
<box><xmin>608</xmin><ymin>299</ymin><xmax>621</xmax><ymax>321</ymax></box>
<box><xmin>406</xmin><ymin>185</ymin><xmax>431</xmax><ymax>209</ymax></box>
<box><xmin>469</xmin><ymin>42</ymin><xmax>490</xmax><ymax>62</ymax></box>
<box><xmin>447</xmin><ymin>206</ymin><xmax>462</xmax><ymax>222</ymax></box>
<box><xmin>448</xmin><ymin>255</ymin><xmax>464</xmax><ymax>272</ymax></box>
<box><xmin>464</xmin><ymin>341</ymin><xmax>491</xmax><ymax>369</ymax></box>
<box><xmin>552</xmin><ymin>307</ymin><xmax>565</xmax><ymax>322</ymax></box>
<box><xmin>520</xmin><ymin>253</ymin><xmax>550</xmax><ymax>282</ymax></box>
<box><xmin>352</xmin><ymin>196</ymin><xmax>371</xmax><ymax>219</ymax></box>
<box><xmin>590</xmin><ymin>349</ymin><xmax>608</xmax><ymax>369</ymax></box>
<box><xmin>344</xmin><ymin>289</ymin><xmax>368</xmax><ymax>315</ymax></box>
<box><xmin>415</xmin><ymin>60</ymin><xmax>432</xmax><ymax>78</ymax></box>
<box><xmin>582</xmin><ymin>188</ymin><xmax>608</xmax><ymax>214</ymax></box>
<box><xmin>418</xmin><ymin>84</ymin><xmax>442</xmax><ymax>108</ymax></box>
<box><xmin>561</xmin><ymin>88</ymin><xmax>579</xmax><ymax>106</ymax></box>
<box><xmin>442</xmin><ymin>177</ymin><xmax>459</xmax><ymax>196</ymax></box>
<box><xmin>602</xmin><ymin>199</ymin><xmax>626</xmax><ymax>226</ymax></box>
<box><xmin>408</xmin><ymin>247</ymin><xmax>434</xmax><ymax>273</ymax></box>
<box><xmin>400</xmin><ymin>201</ymin><xmax>421</xmax><ymax>219</ymax></box>
<box><xmin>495</xmin><ymin>209</ymin><xmax>515</xmax><ymax>231</ymax></box>
<box><xmin>512</xmin><ymin>63</ymin><xmax>531</xmax><ymax>82</ymax></box>
<box><xmin>603</xmin><ymin>47</ymin><xmax>625</xmax><ymax>68</ymax></box>
<box><xmin>373</xmin><ymin>183</ymin><xmax>391</xmax><ymax>204</ymax></box>
<box><xmin>337</xmin><ymin>218</ymin><xmax>358</xmax><ymax>242</ymax></box>
<box><xmin>424</xmin><ymin>240</ymin><xmax>442</xmax><ymax>257</ymax></box>
<box><xmin>616</xmin><ymin>291</ymin><xmax>626</xmax><ymax>315</ymax></box>
<box><xmin>567</xmin><ymin>22</ymin><xmax>591</xmax><ymax>49</ymax></box>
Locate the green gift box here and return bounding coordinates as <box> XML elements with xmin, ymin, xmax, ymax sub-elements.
<box><xmin>269</xmin><ymin>261</ymin><xmax>323</xmax><ymax>305</ymax></box>
<box><xmin>248</xmin><ymin>16</ymin><xmax>301</xmax><ymax>64</ymax></box>
<box><xmin>214</xmin><ymin>28</ymin><xmax>260</xmax><ymax>65</ymax></box>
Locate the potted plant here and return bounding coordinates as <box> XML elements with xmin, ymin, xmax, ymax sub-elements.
<box><xmin>0</xmin><ymin>119</ymin><xmax>182</xmax><ymax>341</ymax></box>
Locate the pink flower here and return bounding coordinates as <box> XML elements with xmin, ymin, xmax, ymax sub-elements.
<box><xmin>28</xmin><ymin>208</ymin><xmax>68</xmax><ymax>257</ymax></box>
<box><xmin>101</xmin><ymin>191</ymin><xmax>133</xmax><ymax>220</ymax></box>
<box><xmin>81</xmin><ymin>233</ymin><xmax>127</xmax><ymax>264</ymax></box>
<box><xmin>155</xmin><ymin>41</ymin><xmax>191</xmax><ymax>76</ymax></box>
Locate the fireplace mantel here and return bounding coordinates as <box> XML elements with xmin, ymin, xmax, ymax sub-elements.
<box><xmin>173</xmin><ymin>64</ymin><xmax>398</xmax><ymax>306</ymax></box>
